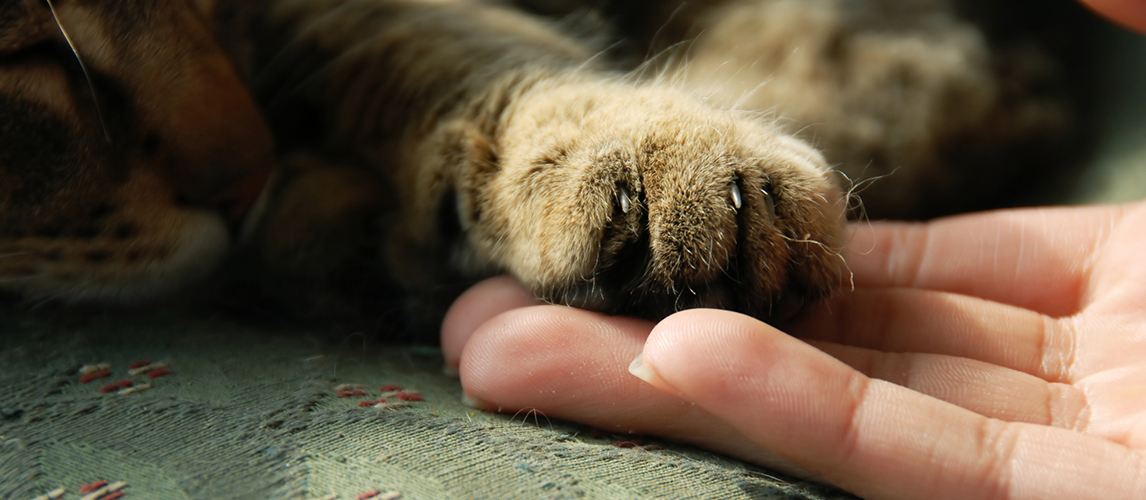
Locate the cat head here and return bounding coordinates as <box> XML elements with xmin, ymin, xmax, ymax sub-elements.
<box><xmin>0</xmin><ymin>0</ymin><xmax>273</xmax><ymax>302</ymax></box>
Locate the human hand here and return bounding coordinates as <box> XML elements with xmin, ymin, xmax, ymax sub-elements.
<box><xmin>1077</xmin><ymin>0</ymin><xmax>1146</xmax><ymax>33</ymax></box>
<box><xmin>441</xmin><ymin>202</ymin><xmax>1146</xmax><ymax>499</ymax></box>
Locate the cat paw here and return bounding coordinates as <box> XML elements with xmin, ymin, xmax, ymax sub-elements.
<box><xmin>453</xmin><ymin>82</ymin><xmax>848</xmax><ymax>321</ymax></box>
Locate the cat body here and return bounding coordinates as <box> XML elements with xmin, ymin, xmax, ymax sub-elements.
<box><xmin>255</xmin><ymin>0</ymin><xmax>846</xmax><ymax>321</ymax></box>
<box><xmin>0</xmin><ymin>0</ymin><xmax>1068</xmax><ymax>324</ymax></box>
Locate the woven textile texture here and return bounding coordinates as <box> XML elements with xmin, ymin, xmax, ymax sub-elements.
<box><xmin>0</xmin><ymin>312</ymin><xmax>854</xmax><ymax>500</ymax></box>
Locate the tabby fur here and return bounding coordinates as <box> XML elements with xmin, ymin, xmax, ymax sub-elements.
<box><xmin>0</xmin><ymin>0</ymin><xmax>1069</xmax><ymax>324</ymax></box>
<box><xmin>0</xmin><ymin>0</ymin><xmax>272</xmax><ymax>301</ymax></box>
<box><xmin>254</xmin><ymin>0</ymin><xmax>845</xmax><ymax>321</ymax></box>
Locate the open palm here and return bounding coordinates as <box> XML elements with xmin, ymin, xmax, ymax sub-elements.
<box><xmin>442</xmin><ymin>202</ymin><xmax>1146</xmax><ymax>500</ymax></box>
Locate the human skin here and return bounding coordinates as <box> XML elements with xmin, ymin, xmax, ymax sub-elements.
<box><xmin>442</xmin><ymin>202</ymin><xmax>1146</xmax><ymax>499</ymax></box>
<box><xmin>1077</xmin><ymin>0</ymin><xmax>1146</xmax><ymax>33</ymax></box>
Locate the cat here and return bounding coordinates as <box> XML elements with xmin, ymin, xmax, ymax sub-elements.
<box><xmin>0</xmin><ymin>0</ymin><xmax>273</xmax><ymax>303</ymax></box>
<box><xmin>510</xmin><ymin>0</ymin><xmax>1072</xmax><ymax>219</ymax></box>
<box><xmin>251</xmin><ymin>0</ymin><xmax>846</xmax><ymax>322</ymax></box>
<box><xmin>0</xmin><ymin>0</ymin><xmax>1069</xmax><ymax>327</ymax></box>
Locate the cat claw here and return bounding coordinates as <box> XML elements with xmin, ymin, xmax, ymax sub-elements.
<box><xmin>619</xmin><ymin>185</ymin><xmax>633</xmax><ymax>214</ymax></box>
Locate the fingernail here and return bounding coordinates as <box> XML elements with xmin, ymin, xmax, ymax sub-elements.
<box><xmin>460</xmin><ymin>392</ymin><xmax>488</xmax><ymax>409</ymax></box>
<box><xmin>628</xmin><ymin>353</ymin><xmax>671</xmax><ymax>391</ymax></box>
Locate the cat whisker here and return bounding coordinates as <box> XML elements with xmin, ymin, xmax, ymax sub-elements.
<box><xmin>44</xmin><ymin>0</ymin><xmax>111</xmax><ymax>144</ymax></box>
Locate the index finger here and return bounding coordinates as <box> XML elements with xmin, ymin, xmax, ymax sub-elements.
<box><xmin>846</xmin><ymin>203</ymin><xmax>1134</xmax><ymax>317</ymax></box>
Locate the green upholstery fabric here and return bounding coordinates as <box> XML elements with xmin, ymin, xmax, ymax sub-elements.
<box><xmin>0</xmin><ymin>312</ymin><xmax>853</xmax><ymax>499</ymax></box>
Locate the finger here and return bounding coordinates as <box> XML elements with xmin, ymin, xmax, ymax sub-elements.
<box><xmin>787</xmin><ymin>288</ymin><xmax>1075</xmax><ymax>383</ymax></box>
<box><xmin>806</xmin><ymin>340</ymin><xmax>1089</xmax><ymax>428</ymax></box>
<box><xmin>456</xmin><ymin>305</ymin><xmax>815</xmax><ymax>478</ymax></box>
<box><xmin>1081</xmin><ymin>201</ymin><xmax>1146</xmax><ymax>317</ymax></box>
<box><xmin>441</xmin><ymin>276</ymin><xmax>539</xmax><ymax>371</ymax></box>
<box><xmin>846</xmin><ymin>204</ymin><xmax>1130</xmax><ymax>317</ymax></box>
<box><xmin>640</xmin><ymin>309</ymin><xmax>1146</xmax><ymax>500</ymax></box>
<box><xmin>1077</xmin><ymin>0</ymin><xmax>1146</xmax><ymax>33</ymax></box>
